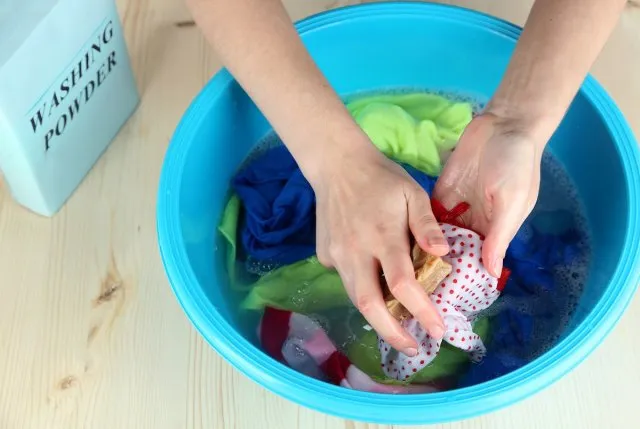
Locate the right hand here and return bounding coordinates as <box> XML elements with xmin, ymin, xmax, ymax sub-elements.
<box><xmin>310</xmin><ymin>142</ymin><xmax>448</xmax><ymax>357</ymax></box>
<box><xmin>434</xmin><ymin>112</ymin><xmax>544</xmax><ymax>277</ymax></box>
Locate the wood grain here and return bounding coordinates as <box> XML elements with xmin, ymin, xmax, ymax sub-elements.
<box><xmin>1</xmin><ymin>1</ymin><xmax>639</xmax><ymax>428</ymax></box>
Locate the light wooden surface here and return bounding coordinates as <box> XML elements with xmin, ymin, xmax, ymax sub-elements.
<box><xmin>1</xmin><ymin>1</ymin><xmax>639</xmax><ymax>428</ymax></box>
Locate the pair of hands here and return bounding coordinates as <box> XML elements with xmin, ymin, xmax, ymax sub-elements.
<box><xmin>313</xmin><ymin>112</ymin><xmax>543</xmax><ymax>356</ymax></box>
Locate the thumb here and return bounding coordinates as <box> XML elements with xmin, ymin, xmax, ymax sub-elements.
<box><xmin>482</xmin><ymin>194</ymin><xmax>528</xmax><ymax>277</ymax></box>
<box><xmin>407</xmin><ymin>187</ymin><xmax>450</xmax><ymax>257</ymax></box>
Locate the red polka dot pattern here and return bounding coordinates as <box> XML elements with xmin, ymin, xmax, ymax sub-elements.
<box><xmin>378</xmin><ymin>223</ymin><xmax>501</xmax><ymax>380</ymax></box>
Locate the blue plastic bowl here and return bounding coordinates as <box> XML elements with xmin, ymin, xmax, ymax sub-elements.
<box><xmin>157</xmin><ymin>3</ymin><xmax>640</xmax><ymax>424</ymax></box>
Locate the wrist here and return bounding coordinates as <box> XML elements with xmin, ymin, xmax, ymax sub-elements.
<box><xmin>292</xmin><ymin>122</ymin><xmax>380</xmax><ymax>189</ymax></box>
<box><xmin>484</xmin><ymin>97</ymin><xmax>559</xmax><ymax>151</ymax></box>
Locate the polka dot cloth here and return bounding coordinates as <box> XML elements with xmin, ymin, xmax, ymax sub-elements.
<box><xmin>378</xmin><ymin>223</ymin><xmax>501</xmax><ymax>381</ymax></box>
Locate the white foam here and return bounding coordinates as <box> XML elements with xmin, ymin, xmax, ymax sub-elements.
<box><xmin>244</xmin><ymin>258</ymin><xmax>281</xmax><ymax>277</ymax></box>
<box><xmin>503</xmin><ymin>152</ymin><xmax>592</xmax><ymax>362</ymax></box>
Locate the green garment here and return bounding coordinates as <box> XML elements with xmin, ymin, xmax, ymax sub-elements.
<box><xmin>240</xmin><ymin>257</ymin><xmax>352</xmax><ymax>313</ymax></box>
<box><xmin>218</xmin><ymin>194</ymin><xmax>241</xmax><ymax>287</ymax></box>
<box><xmin>348</xmin><ymin>317</ymin><xmax>491</xmax><ymax>385</ymax></box>
<box><xmin>346</xmin><ymin>93</ymin><xmax>473</xmax><ymax>176</ymax></box>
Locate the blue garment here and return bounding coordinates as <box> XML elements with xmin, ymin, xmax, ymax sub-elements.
<box><xmin>233</xmin><ymin>145</ymin><xmax>316</xmax><ymax>265</ymax></box>
<box><xmin>405</xmin><ymin>164</ymin><xmax>437</xmax><ymax>195</ymax></box>
<box><xmin>459</xmin><ymin>216</ymin><xmax>582</xmax><ymax>387</ymax></box>
<box><xmin>232</xmin><ymin>145</ymin><xmax>437</xmax><ymax>266</ymax></box>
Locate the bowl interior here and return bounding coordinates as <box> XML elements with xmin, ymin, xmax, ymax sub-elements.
<box><xmin>177</xmin><ymin>10</ymin><xmax>628</xmax><ymax>342</ymax></box>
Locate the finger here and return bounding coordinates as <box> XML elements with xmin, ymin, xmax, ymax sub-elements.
<box><xmin>379</xmin><ymin>245</ymin><xmax>445</xmax><ymax>340</ymax></box>
<box><xmin>482</xmin><ymin>193</ymin><xmax>528</xmax><ymax>277</ymax></box>
<box><xmin>407</xmin><ymin>186</ymin><xmax>450</xmax><ymax>257</ymax></box>
<box><xmin>336</xmin><ymin>256</ymin><xmax>419</xmax><ymax>356</ymax></box>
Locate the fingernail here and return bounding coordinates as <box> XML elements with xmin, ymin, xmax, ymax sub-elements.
<box><xmin>404</xmin><ymin>347</ymin><xmax>418</xmax><ymax>357</ymax></box>
<box><xmin>430</xmin><ymin>323</ymin><xmax>445</xmax><ymax>340</ymax></box>
<box><xmin>427</xmin><ymin>236</ymin><xmax>448</xmax><ymax>248</ymax></box>
<box><xmin>492</xmin><ymin>257</ymin><xmax>503</xmax><ymax>277</ymax></box>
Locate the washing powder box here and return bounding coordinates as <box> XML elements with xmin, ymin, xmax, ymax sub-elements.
<box><xmin>0</xmin><ymin>0</ymin><xmax>139</xmax><ymax>216</ymax></box>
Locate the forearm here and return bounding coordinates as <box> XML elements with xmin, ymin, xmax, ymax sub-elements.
<box><xmin>185</xmin><ymin>0</ymin><xmax>372</xmax><ymax>184</ymax></box>
<box><xmin>487</xmin><ymin>0</ymin><xmax>626</xmax><ymax>144</ymax></box>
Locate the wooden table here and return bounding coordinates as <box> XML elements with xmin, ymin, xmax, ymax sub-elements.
<box><xmin>1</xmin><ymin>1</ymin><xmax>639</xmax><ymax>428</ymax></box>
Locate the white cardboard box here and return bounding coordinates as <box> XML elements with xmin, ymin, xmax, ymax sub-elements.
<box><xmin>0</xmin><ymin>0</ymin><xmax>139</xmax><ymax>216</ymax></box>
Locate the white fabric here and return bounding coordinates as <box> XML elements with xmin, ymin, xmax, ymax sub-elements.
<box><xmin>379</xmin><ymin>223</ymin><xmax>501</xmax><ymax>381</ymax></box>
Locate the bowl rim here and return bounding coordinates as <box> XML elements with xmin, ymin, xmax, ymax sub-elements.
<box><xmin>157</xmin><ymin>2</ymin><xmax>640</xmax><ymax>424</ymax></box>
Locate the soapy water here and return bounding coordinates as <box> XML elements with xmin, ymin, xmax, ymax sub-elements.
<box><xmin>230</xmin><ymin>89</ymin><xmax>591</xmax><ymax>385</ymax></box>
<box><xmin>517</xmin><ymin>153</ymin><xmax>591</xmax><ymax>361</ymax></box>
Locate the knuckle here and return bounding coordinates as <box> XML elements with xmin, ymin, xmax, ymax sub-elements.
<box><xmin>329</xmin><ymin>235</ymin><xmax>359</xmax><ymax>259</ymax></box>
<box><xmin>417</xmin><ymin>213</ymin><xmax>438</xmax><ymax>229</ymax></box>
<box><xmin>372</xmin><ymin>239</ymin><xmax>393</xmax><ymax>257</ymax></box>
<box><xmin>408</xmin><ymin>185</ymin><xmax>428</xmax><ymax>202</ymax></box>
<box><xmin>355</xmin><ymin>293</ymin><xmax>375</xmax><ymax>314</ymax></box>
<box><xmin>383</xmin><ymin>334</ymin><xmax>405</xmax><ymax>347</ymax></box>
<box><xmin>388</xmin><ymin>279</ymin><xmax>406</xmax><ymax>296</ymax></box>
<box><xmin>414</xmin><ymin>306</ymin><xmax>434</xmax><ymax>323</ymax></box>
<box><xmin>374</xmin><ymin>221</ymin><xmax>390</xmax><ymax>237</ymax></box>
<box><xmin>379</xmin><ymin>243</ymin><xmax>406</xmax><ymax>258</ymax></box>
<box><xmin>343</xmin><ymin>230</ymin><xmax>359</xmax><ymax>244</ymax></box>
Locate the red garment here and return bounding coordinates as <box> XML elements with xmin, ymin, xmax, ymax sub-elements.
<box><xmin>259</xmin><ymin>307</ymin><xmax>442</xmax><ymax>393</ymax></box>
<box><xmin>430</xmin><ymin>199</ymin><xmax>511</xmax><ymax>288</ymax></box>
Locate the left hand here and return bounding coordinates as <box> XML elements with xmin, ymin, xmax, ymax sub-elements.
<box><xmin>434</xmin><ymin>112</ymin><xmax>544</xmax><ymax>277</ymax></box>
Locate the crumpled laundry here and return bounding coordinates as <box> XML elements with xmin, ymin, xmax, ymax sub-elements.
<box><xmin>237</xmin><ymin>199</ymin><xmax>503</xmax><ymax>387</ymax></box>
<box><xmin>217</xmin><ymin>92</ymin><xmax>584</xmax><ymax>391</ymax></box>
<box><xmin>232</xmin><ymin>145</ymin><xmax>316</xmax><ymax>266</ymax></box>
<box><xmin>224</xmin><ymin>165</ymin><xmax>580</xmax><ymax>390</ymax></box>
<box><xmin>377</xmin><ymin>200</ymin><xmax>511</xmax><ymax>380</ymax></box>
<box><xmin>221</xmin><ymin>145</ymin><xmax>501</xmax><ymax>386</ymax></box>
<box><xmin>259</xmin><ymin>306</ymin><xmax>442</xmax><ymax>393</ymax></box>
<box><xmin>223</xmin><ymin>143</ymin><xmax>438</xmax><ymax>271</ymax></box>
<box><xmin>241</xmin><ymin>254</ymin><xmax>493</xmax><ymax>385</ymax></box>
<box><xmin>346</xmin><ymin>93</ymin><xmax>473</xmax><ymax>176</ymax></box>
